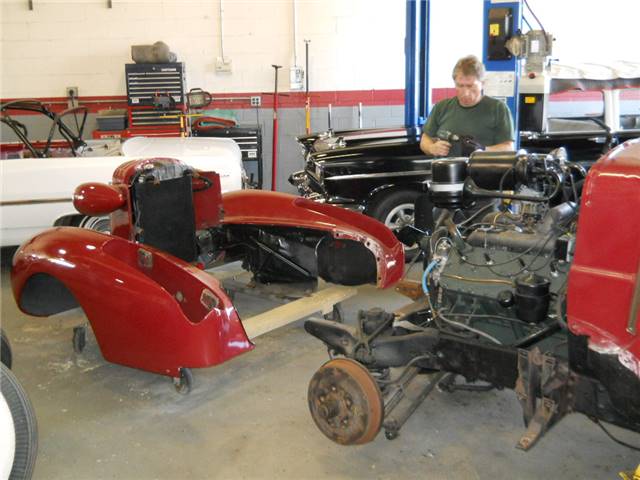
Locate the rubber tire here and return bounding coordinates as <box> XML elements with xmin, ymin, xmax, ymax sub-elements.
<box><xmin>1</xmin><ymin>329</ymin><xmax>12</xmax><ymax>369</ymax></box>
<box><xmin>368</xmin><ymin>189</ymin><xmax>422</xmax><ymax>260</ymax></box>
<box><xmin>54</xmin><ymin>215</ymin><xmax>110</xmax><ymax>234</ymax></box>
<box><xmin>78</xmin><ymin>216</ymin><xmax>111</xmax><ymax>234</ymax></box>
<box><xmin>72</xmin><ymin>327</ymin><xmax>86</xmax><ymax>354</ymax></box>
<box><xmin>53</xmin><ymin>215</ymin><xmax>83</xmax><ymax>227</ymax></box>
<box><xmin>174</xmin><ymin>368</ymin><xmax>193</xmax><ymax>395</ymax></box>
<box><xmin>1</xmin><ymin>363</ymin><xmax>38</xmax><ymax>480</ymax></box>
<box><xmin>368</xmin><ymin>190</ymin><xmax>421</xmax><ymax>228</ymax></box>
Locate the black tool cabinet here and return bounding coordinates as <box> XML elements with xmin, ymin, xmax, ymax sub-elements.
<box><xmin>193</xmin><ymin>125</ymin><xmax>263</xmax><ymax>189</ymax></box>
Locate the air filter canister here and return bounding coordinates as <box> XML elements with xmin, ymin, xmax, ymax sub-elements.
<box><xmin>429</xmin><ymin>159</ymin><xmax>467</xmax><ymax>209</ymax></box>
<box><xmin>514</xmin><ymin>273</ymin><xmax>551</xmax><ymax>324</ymax></box>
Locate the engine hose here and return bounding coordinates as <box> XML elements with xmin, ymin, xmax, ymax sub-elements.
<box><xmin>555</xmin><ymin>281</ymin><xmax>568</xmax><ymax>330</ymax></box>
<box><xmin>422</xmin><ymin>259</ymin><xmax>440</xmax><ymax>296</ymax></box>
<box><xmin>192</xmin><ymin>116</ymin><xmax>237</xmax><ymax>131</ymax></box>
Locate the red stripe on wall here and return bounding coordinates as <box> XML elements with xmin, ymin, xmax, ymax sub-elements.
<box><xmin>0</xmin><ymin>89</ymin><xmax>406</xmax><ymax>114</ymax></box>
<box><xmin>431</xmin><ymin>88</ymin><xmax>640</xmax><ymax>103</ymax></box>
<box><xmin>2</xmin><ymin>85</ymin><xmax>637</xmax><ymax>115</ymax></box>
<box><xmin>621</xmin><ymin>89</ymin><xmax>640</xmax><ymax>100</ymax></box>
<box><xmin>432</xmin><ymin>88</ymin><xmax>456</xmax><ymax>103</ymax></box>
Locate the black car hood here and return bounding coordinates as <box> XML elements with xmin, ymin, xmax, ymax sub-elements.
<box><xmin>299</xmin><ymin>126</ymin><xmax>420</xmax><ymax>153</ymax></box>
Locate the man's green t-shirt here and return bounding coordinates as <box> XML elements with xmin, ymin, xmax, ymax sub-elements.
<box><xmin>422</xmin><ymin>96</ymin><xmax>514</xmax><ymax>147</ymax></box>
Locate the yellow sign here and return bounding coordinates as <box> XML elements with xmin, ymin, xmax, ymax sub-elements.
<box><xmin>524</xmin><ymin>96</ymin><xmax>537</xmax><ymax>104</ymax></box>
<box><xmin>618</xmin><ymin>463</ymin><xmax>640</xmax><ymax>480</ymax></box>
<box><xmin>489</xmin><ymin>23</ymin><xmax>500</xmax><ymax>36</ymax></box>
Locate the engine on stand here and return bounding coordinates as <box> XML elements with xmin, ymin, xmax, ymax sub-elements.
<box><xmin>425</xmin><ymin>150</ymin><xmax>578</xmax><ymax>346</ymax></box>
<box><xmin>304</xmin><ymin>147</ymin><xmax>640</xmax><ymax>450</ymax></box>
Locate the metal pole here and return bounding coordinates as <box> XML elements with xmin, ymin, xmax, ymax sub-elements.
<box><xmin>305</xmin><ymin>39</ymin><xmax>311</xmax><ymax>134</ymax></box>
<box><xmin>271</xmin><ymin>64</ymin><xmax>282</xmax><ymax>191</ymax></box>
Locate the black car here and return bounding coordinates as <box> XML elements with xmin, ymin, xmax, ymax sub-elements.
<box><xmin>289</xmin><ymin>127</ymin><xmax>431</xmax><ymax>235</ymax></box>
<box><xmin>289</xmin><ymin>124</ymin><xmax>635</xmax><ymax>235</ymax></box>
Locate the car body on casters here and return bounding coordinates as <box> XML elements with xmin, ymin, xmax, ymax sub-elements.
<box><xmin>10</xmin><ymin>156</ymin><xmax>404</xmax><ymax>392</ymax></box>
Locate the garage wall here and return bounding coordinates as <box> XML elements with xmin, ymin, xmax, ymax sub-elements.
<box><xmin>1</xmin><ymin>0</ymin><xmax>637</xmax><ymax>98</ymax></box>
<box><xmin>0</xmin><ymin>0</ymin><xmax>406</xmax><ymax>97</ymax></box>
<box><xmin>1</xmin><ymin>0</ymin><xmax>637</xmax><ymax>192</ymax></box>
<box><xmin>427</xmin><ymin>0</ymin><xmax>639</xmax><ymax>90</ymax></box>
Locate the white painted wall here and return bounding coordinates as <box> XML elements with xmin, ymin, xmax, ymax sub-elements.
<box><xmin>0</xmin><ymin>0</ymin><xmax>637</xmax><ymax>99</ymax></box>
<box><xmin>427</xmin><ymin>0</ymin><xmax>639</xmax><ymax>89</ymax></box>
<box><xmin>0</xmin><ymin>0</ymin><xmax>406</xmax><ymax>98</ymax></box>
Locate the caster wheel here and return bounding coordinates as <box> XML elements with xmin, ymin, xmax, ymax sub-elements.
<box><xmin>323</xmin><ymin>304</ymin><xmax>344</xmax><ymax>323</ymax></box>
<box><xmin>308</xmin><ymin>358</ymin><xmax>383</xmax><ymax>445</ymax></box>
<box><xmin>1</xmin><ymin>328</ymin><xmax>12</xmax><ymax>368</ymax></box>
<box><xmin>72</xmin><ymin>326</ymin><xmax>86</xmax><ymax>353</ymax></box>
<box><xmin>173</xmin><ymin>367</ymin><xmax>193</xmax><ymax>395</ymax></box>
<box><xmin>384</xmin><ymin>429</ymin><xmax>398</xmax><ymax>440</ymax></box>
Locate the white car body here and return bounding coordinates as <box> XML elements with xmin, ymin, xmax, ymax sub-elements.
<box><xmin>0</xmin><ymin>136</ymin><xmax>245</xmax><ymax>247</ymax></box>
<box><xmin>0</xmin><ymin>393</ymin><xmax>16</xmax><ymax>480</ymax></box>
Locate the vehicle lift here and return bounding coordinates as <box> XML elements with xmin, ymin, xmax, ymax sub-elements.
<box><xmin>405</xmin><ymin>0</ymin><xmax>528</xmax><ymax>147</ymax></box>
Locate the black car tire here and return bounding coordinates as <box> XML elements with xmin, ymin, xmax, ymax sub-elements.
<box><xmin>1</xmin><ymin>329</ymin><xmax>12</xmax><ymax>369</ymax></box>
<box><xmin>78</xmin><ymin>215</ymin><xmax>111</xmax><ymax>233</ymax></box>
<box><xmin>54</xmin><ymin>215</ymin><xmax>110</xmax><ymax>233</ymax></box>
<box><xmin>368</xmin><ymin>190</ymin><xmax>422</xmax><ymax>260</ymax></box>
<box><xmin>1</xmin><ymin>363</ymin><xmax>38</xmax><ymax>480</ymax></box>
<box><xmin>368</xmin><ymin>189</ymin><xmax>421</xmax><ymax>229</ymax></box>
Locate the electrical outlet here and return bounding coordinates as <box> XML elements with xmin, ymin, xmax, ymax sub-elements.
<box><xmin>250</xmin><ymin>96</ymin><xmax>261</xmax><ymax>107</ymax></box>
<box><xmin>66</xmin><ymin>87</ymin><xmax>79</xmax><ymax>108</ymax></box>
<box><xmin>215</xmin><ymin>57</ymin><xmax>232</xmax><ymax>73</ymax></box>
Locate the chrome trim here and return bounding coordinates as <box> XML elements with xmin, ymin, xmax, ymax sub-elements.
<box><xmin>324</xmin><ymin>169</ymin><xmax>432</xmax><ymax>181</ymax></box>
<box><xmin>430</xmin><ymin>183</ymin><xmax>464</xmax><ymax>192</ymax></box>
<box><xmin>332</xmin><ymin>203</ymin><xmax>365</xmax><ymax>212</ymax></box>
<box><xmin>627</xmin><ymin>258</ymin><xmax>640</xmax><ymax>334</ymax></box>
<box><xmin>325</xmin><ymin>196</ymin><xmax>357</xmax><ymax>204</ymax></box>
<box><xmin>302</xmin><ymin>192</ymin><xmax>364</xmax><ymax>211</ymax></box>
<box><xmin>1</xmin><ymin>197</ymin><xmax>71</xmax><ymax>207</ymax></box>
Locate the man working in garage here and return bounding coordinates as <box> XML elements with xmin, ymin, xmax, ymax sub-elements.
<box><xmin>420</xmin><ymin>55</ymin><xmax>514</xmax><ymax>157</ymax></box>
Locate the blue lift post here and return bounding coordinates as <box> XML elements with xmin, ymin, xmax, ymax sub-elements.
<box><xmin>404</xmin><ymin>0</ymin><xmax>430</xmax><ymax>130</ymax></box>
<box><xmin>405</xmin><ymin>0</ymin><xmax>524</xmax><ymax>145</ymax></box>
<box><xmin>482</xmin><ymin>0</ymin><xmax>522</xmax><ymax>147</ymax></box>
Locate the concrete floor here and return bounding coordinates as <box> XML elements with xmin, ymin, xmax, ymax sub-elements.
<box><xmin>1</xmin><ymin>249</ymin><xmax>639</xmax><ymax>479</ymax></box>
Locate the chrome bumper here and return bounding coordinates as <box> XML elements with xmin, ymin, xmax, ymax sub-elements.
<box><xmin>289</xmin><ymin>170</ymin><xmax>315</xmax><ymax>195</ymax></box>
<box><xmin>288</xmin><ymin>170</ymin><xmax>364</xmax><ymax>212</ymax></box>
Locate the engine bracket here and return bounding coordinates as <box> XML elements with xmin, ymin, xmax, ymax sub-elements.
<box><xmin>515</xmin><ymin>347</ymin><xmax>571</xmax><ymax>450</ymax></box>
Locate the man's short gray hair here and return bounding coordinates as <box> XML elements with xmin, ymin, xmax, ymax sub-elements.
<box><xmin>452</xmin><ymin>55</ymin><xmax>486</xmax><ymax>81</ymax></box>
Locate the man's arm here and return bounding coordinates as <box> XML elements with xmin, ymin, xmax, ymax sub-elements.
<box><xmin>487</xmin><ymin>99</ymin><xmax>515</xmax><ymax>151</ymax></box>
<box><xmin>485</xmin><ymin>140</ymin><xmax>514</xmax><ymax>152</ymax></box>
<box><xmin>420</xmin><ymin>133</ymin><xmax>452</xmax><ymax>156</ymax></box>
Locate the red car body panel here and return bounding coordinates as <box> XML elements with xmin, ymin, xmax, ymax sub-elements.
<box><xmin>221</xmin><ymin>191</ymin><xmax>404</xmax><ymax>288</ymax></box>
<box><xmin>568</xmin><ymin>139</ymin><xmax>640</xmax><ymax>377</ymax></box>
<box><xmin>12</xmin><ymin>228</ymin><xmax>253</xmax><ymax>377</ymax></box>
<box><xmin>12</xmin><ymin>157</ymin><xmax>404</xmax><ymax>378</ymax></box>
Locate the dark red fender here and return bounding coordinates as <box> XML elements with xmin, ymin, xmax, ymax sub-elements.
<box><xmin>11</xmin><ymin>228</ymin><xmax>253</xmax><ymax>377</ymax></box>
<box><xmin>567</xmin><ymin>139</ymin><xmax>640</xmax><ymax>378</ymax></box>
<box><xmin>221</xmin><ymin>190</ymin><xmax>405</xmax><ymax>288</ymax></box>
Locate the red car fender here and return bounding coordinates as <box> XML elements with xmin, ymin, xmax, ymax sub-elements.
<box><xmin>11</xmin><ymin>227</ymin><xmax>253</xmax><ymax>377</ymax></box>
<box><xmin>221</xmin><ymin>190</ymin><xmax>405</xmax><ymax>288</ymax></box>
<box><xmin>567</xmin><ymin>139</ymin><xmax>640</xmax><ymax>378</ymax></box>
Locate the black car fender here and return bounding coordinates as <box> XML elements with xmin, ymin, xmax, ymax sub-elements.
<box><xmin>364</xmin><ymin>182</ymin><xmax>428</xmax><ymax>214</ymax></box>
